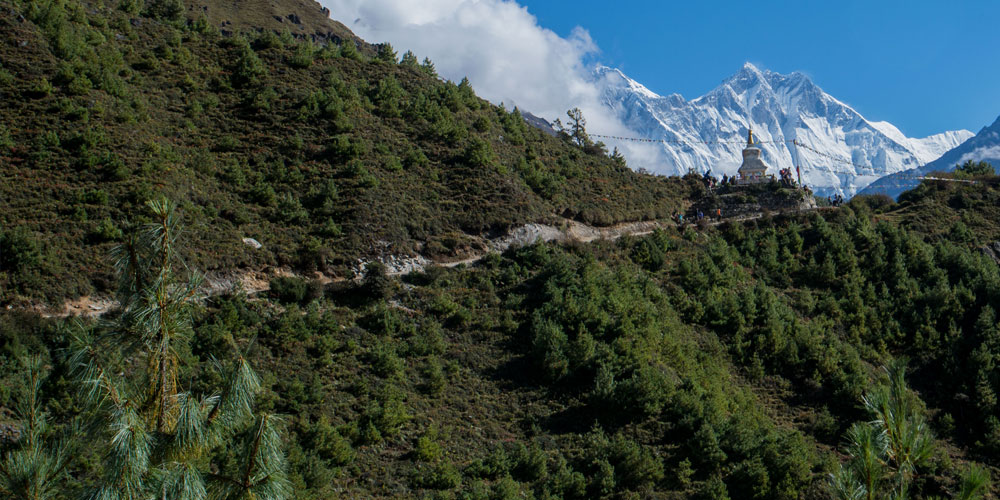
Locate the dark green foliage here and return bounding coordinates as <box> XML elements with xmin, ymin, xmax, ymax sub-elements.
<box><xmin>361</xmin><ymin>262</ymin><xmax>393</xmax><ymax>300</ymax></box>
<box><xmin>464</xmin><ymin>137</ymin><xmax>497</xmax><ymax>169</ymax></box>
<box><xmin>144</xmin><ymin>0</ymin><xmax>184</xmax><ymax>22</ymax></box>
<box><xmin>269</xmin><ymin>276</ymin><xmax>322</xmax><ymax>304</ymax></box>
<box><xmin>400</xmin><ymin>50</ymin><xmax>418</xmax><ymax>68</ymax></box>
<box><xmin>375</xmin><ymin>43</ymin><xmax>397</xmax><ymax>64</ymax></box>
<box><xmin>3</xmin><ymin>1</ymin><xmax>1000</xmax><ymax>498</ymax></box>
<box><xmin>956</xmin><ymin>159</ymin><xmax>994</xmax><ymax>177</ymax></box>
<box><xmin>0</xmin><ymin>227</ymin><xmax>41</xmax><ymax>274</ymax></box>
<box><xmin>233</xmin><ymin>43</ymin><xmax>265</xmax><ymax>87</ymax></box>
<box><xmin>288</xmin><ymin>41</ymin><xmax>315</xmax><ymax>68</ymax></box>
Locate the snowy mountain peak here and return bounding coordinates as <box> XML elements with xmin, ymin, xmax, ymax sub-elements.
<box><xmin>860</xmin><ymin>114</ymin><xmax>1000</xmax><ymax>198</ymax></box>
<box><xmin>594</xmin><ymin>64</ymin><xmax>973</xmax><ymax>197</ymax></box>
<box><xmin>593</xmin><ymin>65</ymin><xmax>663</xmax><ymax>100</ymax></box>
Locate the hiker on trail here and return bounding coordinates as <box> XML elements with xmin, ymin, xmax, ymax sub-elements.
<box><xmin>716</xmin><ymin>208</ymin><xmax>722</xmax><ymax>220</ymax></box>
<box><xmin>722</xmin><ymin>174</ymin><xmax>729</xmax><ymax>185</ymax></box>
<box><xmin>697</xmin><ymin>210</ymin><xmax>704</xmax><ymax>220</ymax></box>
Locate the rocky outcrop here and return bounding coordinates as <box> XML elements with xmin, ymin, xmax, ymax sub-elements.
<box><xmin>980</xmin><ymin>241</ymin><xmax>1000</xmax><ymax>264</ymax></box>
<box><xmin>691</xmin><ymin>184</ymin><xmax>815</xmax><ymax>219</ymax></box>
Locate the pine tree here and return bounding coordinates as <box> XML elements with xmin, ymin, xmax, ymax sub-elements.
<box><xmin>829</xmin><ymin>361</ymin><xmax>990</xmax><ymax>500</ymax></box>
<box><xmin>0</xmin><ymin>357</ymin><xmax>72</xmax><ymax>500</ymax></box>
<box><xmin>565</xmin><ymin>108</ymin><xmax>592</xmax><ymax>148</ymax></box>
<box><xmin>400</xmin><ymin>50</ymin><xmax>419</xmax><ymax>68</ymax></box>
<box><xmin>376</xmin><ymin>43</ymin><xmax>397</xmax><ymax>64</ymax></box>
<box><xmin>67</xmin><ymin>198</ymin><xmax>290</xmax><ymax>500</ymax></box>
<box><xmin>420</xmin><ymin>57</ymin><xmax>437</xmax><ymax>78</ymax></box>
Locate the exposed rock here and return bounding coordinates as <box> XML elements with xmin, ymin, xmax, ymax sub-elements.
<box><xmin>980</xmin><ymin>241</ymin><xmax>1000</xmax><ymax>264</ymax></box>
<box><xmin>242</xmin><ymin>237</ymin><xmax>263</xmax><ymax>250</ymax></box>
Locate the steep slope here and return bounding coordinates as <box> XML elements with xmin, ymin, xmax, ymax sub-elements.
<box><xmin>860</xmin><ymin>114</ymin><xmax>1000</xmax><ymax>198</ymax></box>
<box><xmin>184</xmin><ymin>0</ymin><xmax>365</xmax><ymax>46</ymax></box>
<box><xmin>593</xmin><ymin>63</ymin><xmax>972</xmax><ymax>197</ymax></box>
<box><xmin>0</xmin><ymin>1</ymin><xmax>697</xmax><ymax>306</ymax></box>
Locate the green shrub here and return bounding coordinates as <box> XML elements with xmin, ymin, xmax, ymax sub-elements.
<box><xmin>369</xmin><ymin>340</ymin><xmax>404</xmax><ymax>379</ymax></box>
<box><xmin>28</xmin><ymin>77</ymin><xmax>54</xmax><ymax>98</ymax></box>
<box><xmin>463</xmin><ymin>138</ymin><xmax>496</xmax><ymax>168</ymax></box>
<box><xmin>414</xmin><ymin>426</ymin><xmax>444</xmax><ymax>462</ymax></box>
<box><xmin>410</xmin><ymin>463</ymin><xmax>460</xmax><ymax>490</ymax></box>
<box><xmin>340</xmin><ymin>41</ymin><xmax>362</xmax><ymax>61</ymax></box>
<box><xmin>309</xmin><ymin>418</ymin><xmax>355</xmax><ymax>465</ymax></box>
<box><xmin>145</xmin><ymin>0</ymin><xmax>184</xmax><ymax>21</ymax></box>
<box><xmin>0</xmin><ymin>126</ymin><xmax>13</xmax><ymax>149</ymax></box>
<box><xmin>232</xmin><ymin>44</ymin><xmax>265</xmax><ymax>87</ymax></box>
<box><xmin>275</xmin><ymin>192</ymin><xmax>308</xmax><ymax>224</ymax></box>
<box><xmin>408</xmin><ymin>320</ymin><xmax>447</xmax><ymax>356</ymax></box>
<box><xmin>269</xmin><ymin>276</ymin><xmax>321</xmax><ymax>304</ymax></box>
<box><xmin>89</xmin><ymin>218</ymin><xmax>123</xmax><ymax>242</ymax></box>
<box><xmin>0</xmin><ymin>227</ymin><xmax>41</xmax><ymax>273</ymax></box>
<box><xmin>421</xmin><ymin>357</ymin><xmax>446</xmax><ymax>395</ymax></box>
<box><xmin>289</xmin><ymin>42</ymin><xmax>315</xmax><ymax>68</ymax></box>
<box><xmin>376</xmin><ymin>43</ymin><xmax>397</xmax><ymax>64</ymax></box>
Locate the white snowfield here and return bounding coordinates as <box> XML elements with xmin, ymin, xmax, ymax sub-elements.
<box><xmin>860</xmin><ymin>115</ymin><xmax>1000</xmax><ymax>198</ymax></box>
<box><xmin>592</xmin><ymin>63</ymin><xmax>973</xmax><ymax>197</ymax></box>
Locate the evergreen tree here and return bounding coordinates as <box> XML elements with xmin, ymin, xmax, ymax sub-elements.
<box><xmin>829</xmin><ymin>361</ymin><xmax>990</xmax><ymax>500</ymax></box>
<box><xmin>421</xmin><ymin>57</ymin><xmax>437</xmax><ymax>78</ymax></box>
<box><xmin>67</xmin><ymin>198</ymin><xmax>289</xmax><ymax>500</ymax></box>
<box><xmin>376</xmin><ymin>43</ymin><xmax>397</xmax><ymax>64</ymax></box>
<box><xmin>400</xmin><ymin>50</ymin><xmax>419</xmax><ymax>68</ymax></box>
<box><xmin>955</xmin><ymin>160</ymin><xmax>994</xmax><ymax>178</ymax></box>
<box><xmin>565</xmin><ymin>108</ymin><xmax>593</xmax><ymax>148</ymax></box>
<box><xmin>0</xmin><ymin>357</ymin><xmax>72</xmax><ymax>500</ymax></box>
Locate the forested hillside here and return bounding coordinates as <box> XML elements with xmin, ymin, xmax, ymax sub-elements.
<box><xmin>1</xmin><ymin>0</ymin><xmax>999</xmax><ymax>499</ymax></box>
<box><xmin>0</xmin><ymin>0</ymin><xmax>696</xmax><ymax>306</ymax></box>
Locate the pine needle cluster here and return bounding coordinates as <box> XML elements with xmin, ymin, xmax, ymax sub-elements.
<box><xmin>62</xmin><ymin>198</ymin><xmax>290</xmax><ymax>500</ymax></box>
<box><xmin>829</xmin><ymin>361</ymin><xmax>991</xmax><ymax>500</ymax></box>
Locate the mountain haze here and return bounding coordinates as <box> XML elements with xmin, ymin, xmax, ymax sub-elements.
<box><xmin>592</xmin><ymin>63</ymin><xmax>972</xmax><ymax>197</ymax></box>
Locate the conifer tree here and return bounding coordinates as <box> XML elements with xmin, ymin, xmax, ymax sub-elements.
<box><xmin>0</xmin><ymin>357</ymin><xmax>72</xmax><ymax>500</ymax></box>
<box><xmin>67</xmin><ymin>198</ymin><xmax>289</xmax><ymax>500</ymax></box>
<box><xmin>565</xmin><ymin>108</ymin><xmax>593</xmax><ymax>148</ymax></box>
<box><xmin>421</xmin><ymin>57</ymin><xmax>437</xmax><ymax>78</ymax></box>
<box><xmin>376</xmin><ymin>43</ymin><xmax>397</xmax><ymax>64</ymax></box>
<box><xmin>829</xmin><ymin>361</ymin><xmax>990</xmax><ymax>500</ymax></box>
<box><xmin>400</xmin><ymin>50</ymin><xmax>419</xmax><ymax>68</ymax></box>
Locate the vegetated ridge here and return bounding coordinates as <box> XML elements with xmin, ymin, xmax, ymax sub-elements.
<box><xmin>1</xmin><ymin>1</ymin><xmax>999</xmax><ymax>499</ymax></box>
<box><xmin>0</xmin><ymin>0</ymin><xmax>699</xmax><ymax>306</ymax></box>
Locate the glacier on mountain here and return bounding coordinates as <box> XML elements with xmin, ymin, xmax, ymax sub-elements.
<box><xmin>592</xmin><ymin>63</ymin><xmax>973</xmax><ymax>197</ymax></box>
<box><xmin>859</xmin><ymin>114</ymin><xmax>1000</xmax><ymax>198</ymax></box>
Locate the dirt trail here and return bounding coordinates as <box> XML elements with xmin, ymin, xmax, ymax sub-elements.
<box><xmin>33</xmin><ymin>212</ymin><xmax>781</xmax><ymax>318</ymax></box>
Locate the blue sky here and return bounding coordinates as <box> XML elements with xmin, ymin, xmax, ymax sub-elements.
<box><xmin>517</xmin><ymin>0</ymin><xmax>1000</xmax><ymax>137</ymax></box>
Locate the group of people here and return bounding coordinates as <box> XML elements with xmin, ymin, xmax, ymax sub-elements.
<box><xmin>778</xmin><ymin>168</ymin><xmax>796</xmax><ymax>186</ymax></box>
<box><xmin>827</xmin><ymin>194</ymin><xmax>845</xmax><ymax>206</ymax></box>
<box><xmin>673</xmin><ymin>208</ymin><xmax>723</xmax><ymax>225</ymax></box>
<box><xmin>703</xmin><ymin>169</ymin><xmax>801</xmax><ymax>189</ymax></box>
<box><xmin>704</xmin><ymin>170</ymin><xmax>741</xmax><ymax>189</ymax></box>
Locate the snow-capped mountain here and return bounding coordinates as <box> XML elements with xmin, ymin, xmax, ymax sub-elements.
<box><xmin>593</xmin><ymin>63</ymin><xmax>973</xmax><ymax>197</ymax></box>
<box><xmin>859</xmin><ymin>114</ymin><xmax>1000</xmax><ymax>198</ymax></box>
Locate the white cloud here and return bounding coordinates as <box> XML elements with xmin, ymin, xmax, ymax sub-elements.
<box><xmin>959</xmin><ymin>145</ymin><xmax>1000</xmax><ymax>165</ymax></box>
<box><xmin>319</xmin><ymin>0</ymin><xmax>662</xmax><ymax>166</ymax></box>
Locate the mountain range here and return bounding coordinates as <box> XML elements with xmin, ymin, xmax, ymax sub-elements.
<box><xmin>859</xmin><ymin>114</ymin><xmax>1000</xmax><ymax>198</ymax></box>
<box><xmin>591</xmin><ymin>63</ymin><xmax>973</xmax><ymax>197</ymax></box>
